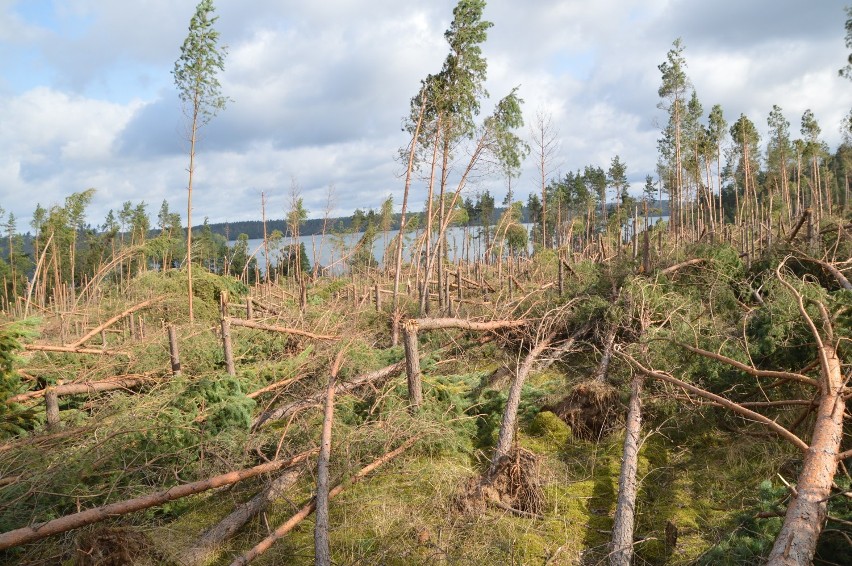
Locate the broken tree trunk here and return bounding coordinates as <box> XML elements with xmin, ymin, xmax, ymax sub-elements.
<box><xmin>610</xmin><ymin>374</ymin><xmax>644</xmax><ymax>566</ymax></box>
<box><xmin>44</xmin><ymin>389</ymin><xmax>60</xmax><ymax>431</ymax></box>
<box><xmin>229</xmin><ymin>436</ymin><xmax>420</xmax><ymax>566</ymax></box>
<box><xmin>592</xmin><ymin>326</ymin><xmax>617</xmax><ymax>383</ymax></box>
<box><xmin>0</xmin><ymin>450</ymin><xmax>317</xmax><ymax>551</ymax></box>
<box><xmin>490</xmin><ymin>332</ymin><xmax>555</xmax><ymax>475</ymax></box>
<box><xmin>168</xmin><ymin>324</ymin><xmax>181</xmax><ymax>376</ymax></box>
<box><xmin>177</xmin><ymin>467</ymin><xmax>306</xmax><ymax>566</ymax></box>
<box><xmin>227</xmin><ymin>318</ymin><xmax>338</xmax><ymax>341</ymax></box>
<box><xmin>7</xmin><ymin>374</ymin><xmax>154</xmax><ymax>404</ymax></box>
<box><xmin>69</xmin><ymin>295</ymin><xmax>164</xmax><ymax>348</ymax></box>
<box><xmin>401</xmin><ymin>319</ymin><xmax>423</xmax><ymax>409</ymax></box>
<box><xmin>767</xmin><ymin>344</ymin><xmax>844</xmax><ymax>565</ymax></box>
<box><xmin>315</xmin><ymin>350</ymin><xmax>345</xmax><ymax>566</ymax></box>
<box><xmin>24</xmin><ymin>344</ymin><xmax>127</xmax><ymax>357</ymax></box>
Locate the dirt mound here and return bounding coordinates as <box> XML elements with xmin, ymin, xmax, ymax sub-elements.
<box><xmin>454</xmin><ymin>447</ymin><xmax>544</xmax><ymax>516</ymax></box>
<box><xmin>75</xmin><ymin>527</ymin><xmax>153</xmax><ymax>566</ymax></box>
<box><xmin>546</xmin><ymin>380</ymin><xmax>620</xmax><ymax>440</ymax></box>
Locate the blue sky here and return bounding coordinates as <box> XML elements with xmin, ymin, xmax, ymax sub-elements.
<box><xmin>0</xmin><ymin>0</ymin><xmax>848</xmax><ymax>231</ymax></box>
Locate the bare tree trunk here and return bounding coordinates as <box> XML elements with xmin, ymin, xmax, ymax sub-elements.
<box><xmin>44</xmin><ymin>389</ymin><xmax>60</xmax><ymax>431</ymax></box>
<box><xmin>179</xmin><ymin>467</ymin><xmax>305</xmax><ymax>566</ymax></box>
<box><xmin>402</xmin><ymin>320</ymin><xmax>423</xmax><ymax>409</ymax></box>
<box><xmin>610</xmin><ymin>375</ymin><xmax>643</xmax><ymax>566</ymax></box>
<box><xmin>0</xmin><ymin>450</ymin><xmax>316</xmax><ymax>551</ymax></box>
<box><xmin>315</xmin><ymin>351</ymin><xmax>345</xmax><ymax>566</ymax></box>
<box><xmin>490</xmin><ymin>332</ymin><xmax>555</xmax><ymax>475</ymax></box>
<box><xmin>168</xmin><ymin>324</ymin><xmax>181</xmax><ymax>376</ymax></box>
<box><xmin>767</xmin><ymin>345</ymin><xmax>844</xmax><ymax>565</ymax></box>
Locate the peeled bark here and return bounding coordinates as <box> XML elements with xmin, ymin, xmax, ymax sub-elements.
<box><xmin>7</xmin><ymin>375</ymin><xmax>153</xmax><ymax>404</ymax></box>
<box><xmin>610</xmin><ymin>375</ymin><xmax>643</xmax><ymax>566</ymax></box>
<box><xmin>767</xmin><ymin>346</ymin><xmax>844</xmax><ymax>565</ymax></box>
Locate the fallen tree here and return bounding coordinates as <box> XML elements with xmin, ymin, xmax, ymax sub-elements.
<box><xmin>229</xmin><ymin>436</ymin><xmax>420</xmax><ymax>566</ymax></box>
<box><xmin>0</xmin><ymin>449</ymin><xmax>317</xmax><ymax>551</ymax></box>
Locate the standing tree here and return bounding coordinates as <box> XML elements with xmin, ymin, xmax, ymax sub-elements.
<box><xmin>657</xmin><ymin>38</ymin><xmax>690</xmax><ymax>237</ymax></box>
<box><xmin>173</xmin><ymin>0</ymin><xmax>228</xmax><ymax>322</ymax></box>
<box><xmin>840</xmin><ymin>5</ymin><xmax>852</xmax><ymax>81</ymax></box>
<box><xmin>530</xmin><ymin>109</ymin><xmax>560</xmax><ymax>247</ymax></box>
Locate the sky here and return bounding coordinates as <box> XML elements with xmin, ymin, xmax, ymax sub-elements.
<box><xmin>0</xmin><ymin>0</ymin><xmax>849</xmax><ymax>232</ymax></box>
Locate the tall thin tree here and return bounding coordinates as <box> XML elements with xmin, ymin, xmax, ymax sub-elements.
<box><xmin>173</xmin><ymin>0</ymin><xmax>229</xmax><ymax>322</ymax></box>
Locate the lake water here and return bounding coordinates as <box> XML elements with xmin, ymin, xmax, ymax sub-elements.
<box><xmin>231</xmin><ymin>217</ymin><xmax>668</xmax><ymax>274</ymax></box>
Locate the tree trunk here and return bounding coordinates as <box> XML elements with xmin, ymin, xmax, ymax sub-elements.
<box><xmin>490</xmin><ymin>333</ymin><xmax>554</xmax><ymax>474</ymax></box>
<box><xmin>610</xmin><ymin>375</ymin><xmax>643</xmax><ymax>566</ymax></box>
<box><xmin>402</xmin><ymin>320</ymin><xmax>423</xmax><ymax>409</ymax></box>
<box><xmin>0</xmin><ymin>450</ymin><xmax>316</xmax><ymax>551</ymax></box>
<box><xmin>767</xmin><ymin>346</ymin><xmax>844</xmax><ymax>565</ymax></box>
<box><xmin>44</xmin><ymin>389</ymin><xmax>60</xmax><ymax>431</ymax></box>
<box><xmin>168</xmin><ymin>324</ymin><xmax>181</xmax><ymax>376</ymax></box>
<box><xmin>178</xmin><ymin>467</ymin><xmax>304</xmax><ymax>566</ymax></box>
<box><xmin>314</xmin><ymin>375</ymin><xmax>336</xmax><ymax>566</ymax></box>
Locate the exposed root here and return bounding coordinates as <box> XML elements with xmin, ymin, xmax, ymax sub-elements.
<box><xmin>454</xmin><ymin>447</ymin><xmax>544</xmax><ymax>516</ymax></box>
<box><xmin>75</xmin><ymin>527</ymin><xmax>153</xmax><ymax>566</ymax></box>
<box><xmin>546</xmin><ymin>380</ymin><xmax>621</xmax><ymax>441</ymax></box>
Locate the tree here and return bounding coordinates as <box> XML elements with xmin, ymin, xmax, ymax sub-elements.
<box><xmin>706</xmin><ymin>104</ymin><xmax>728</xmax><ymax>226</ymax></box>
<box><xmin>730</xmin><ymin>114</ymin><xmax>760</xmax><ymax>225</ymax></box>
<box><xmin>173</xmin><ymin>0</ymin><xmax>229</xmax><ymax>322</ymax></box>
<box><xmin>658</xmin><ymin>38</ymin><xmax>691</xmax><ymax>235</ymax></box>
<box><xmin>531</xmin><ymin>110</ymin><xmax>560</xmax><ymax>247</ymax></box>
<box><xmin>766</xmin><ymin>105</ymin><xmax>793</xmax><ymax>219</ymax></box>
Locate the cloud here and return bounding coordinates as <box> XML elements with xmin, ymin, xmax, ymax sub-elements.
<box><xmin>0</xmin><ymin>0</ymin><xmax>848</xmax><ymax>231</ymax></box>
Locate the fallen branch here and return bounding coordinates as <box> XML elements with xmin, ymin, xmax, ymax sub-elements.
<box><xmin>229</xmin><ymin>436</ymin><xmax>420</xmax><ymax>566</ymax></box>
<box><xmin>70</xmin><ymin>295</ymin><xmax>165</xmax><ymax>348</ymax></box>
<box><xmin>228</xmin><ymin>318</ymin><xmax>338</xmax><ymax>341</ymax></box>
<box><xmin>659</xmin><ymin>258</ymin><xmax>706</xmax><ymax>277</ymax></box>
<box><xmin>0</xmin><ymin>449</ymin><xmax>317</xmax><ymax>551</ymax></box>
<box><xmin>674</xmin><ymin>342</ymin><xmax>819</xmax><ymax>388</ymax></box>
<box><xmin>621</xmin><ymin>351</ymin><xmax>808</xmax><ymax>452</ymax></box>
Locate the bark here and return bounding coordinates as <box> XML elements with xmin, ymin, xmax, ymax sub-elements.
<box><xmin>252</xmin><ymin>361</ymin><xmax>405</xmax><ymax>429</ymax></box>
<box><xmin>490</xmin><ymin>333</ymin><xmax>555</xmax><ymax>474</ymax></box>
<box><xmin>0</xmin><ymin>450</ymin><xmax>317</xmax><ymax>551</ymax></box>
<box><xmin>402</xmin><ymin>320</ymin><xmax>423</xmax><ymax>409</ymax></box>
<box><xmin>178</xmin><ymin>467</ymin><xmax>304</xmax><ymax>566</ymax></box>
<box><xmin>229</xmin><ymin>436</ymin><xmax>420</xmax><ymax>566</ymax></box>
<box><xmin>610</xmin><ymin>375</ymin><xmax>643</xmax><ymax>566</ymax></box>
<box><xmin>767</xmin><ymin>346</ymin><xmax>844</xmax><ymax>565</ymax></box>
<box><xmin>227</xmin><ymin>318</ymin><xmax>338</xmax><ymax>341</ymax></box>
<box><xmin>44</xmin><ymin>389</ymin><xmax>60</xmax><ymax>431</ymax></box>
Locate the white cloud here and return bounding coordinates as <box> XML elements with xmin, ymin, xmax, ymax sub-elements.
<box><xmin>0</xmin><ymin>0</ymin><xmax>848</xmax><ymax>230</ymax></box>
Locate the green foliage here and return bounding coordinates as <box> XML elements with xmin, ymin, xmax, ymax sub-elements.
<box><xmin>174</xmin><ymin>374</ymin><xmax>255</xmax><ymax>435</ymax></box>
<box><xmin>0</xmin><ymin>320</ymin><xmax>38</xmax><ymax>438</ymax></box>
<box><xmin>173</xmin><ymin>0</ymin><xmax>228</xmax><ymax>125</ymax></box>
